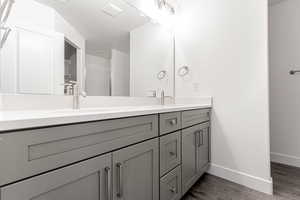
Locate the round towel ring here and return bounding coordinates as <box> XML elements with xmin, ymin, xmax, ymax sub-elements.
<box><xmin>178</xmin><ymin>66</ymin><xmax>190</xmax><ymax>77</ymax></box>
<box><xmin>157</xmin><ymin>70</ymin><xmax>167</xmax><ymax>80</ymax></box>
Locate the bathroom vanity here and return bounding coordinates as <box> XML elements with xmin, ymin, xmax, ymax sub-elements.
<box><xmin>0</xmin><ymin>0</ymin><xmax>211</xmax><ymax>199</ymax></box>
<box><xmin>0</xmin><ymin>106</ymin><xmax>211</xmax><ymax>200</ymax></box>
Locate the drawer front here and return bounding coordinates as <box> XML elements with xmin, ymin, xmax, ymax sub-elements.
<box><xmin>0</xmin><ymin>115</ymin><xmax>158</xmax><ymax>186</ymax></box>
<box><xmin>159</xmin><ymin>112</ymin><xmax>181</xmax><ymax>135</ymax></box>
<box><xmin>182</xmin><ymin>109</ymin><xmax>210</xmax><ymax>128</ymax></box>
<box><xmin>160</xmin><ymin>166</ymin><xmax>182</xmax><ymax>200</ymax></box>
<box><xmin>160</xmin><ymin>131</ymin><xmax>181</xmax><ymax>176</ymax></box>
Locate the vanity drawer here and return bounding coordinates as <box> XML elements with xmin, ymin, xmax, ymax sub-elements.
<box><xmin>0</xmin><ymin>115</ymin><xmax>158</xmax><ymax>186</ymax></box>
<box><xmin>182</xmin><ymin>109</ymin><xmax>210</xmax><ymax>128</ymax></box>
<box><xmin>160</xmin><ymin>166</ymin><xmax>182</xmax><ymax>200</ymax></box>
<box><xmin>160</xmin><ymin>131</ymin><xmax>181</xmax><ymax>176</ymax></box>
<box><xmin>159</xmin><ymin>112</ymin><xmax>181</xmax><ymax>135</ymax></box>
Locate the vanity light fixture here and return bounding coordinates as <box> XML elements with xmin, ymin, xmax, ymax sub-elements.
<box><xmin>157</xmin><ymin>0</ymin><xmax>175</xmax><ymax>15</ymax></box>
<box><xmin>0</xmin><ymin>0</ymin><xmax>14</xmax><ymax>49</ymax></box>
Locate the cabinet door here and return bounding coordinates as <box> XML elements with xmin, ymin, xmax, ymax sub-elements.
<box><xmin>181</xmin><ymin>126</ymin><xmax>199</xmax><ymax>195</ymax></box>
<box><xmin>113</xmin><ymin>138</ymin><xmax>159</xmax><ymax>200</ymax></box>
<box><xmin>0</xmin><ymin>154</ymin><xmax>112</xmax><ymax>200</ymax></box>
<box><xmin>197</xmin><ymin>123</ymin><xmax>210</xmax><ymax>171</ymax></box>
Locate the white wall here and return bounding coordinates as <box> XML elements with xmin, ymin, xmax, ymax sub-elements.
<box><xmin>175</xmin><ymin>0</ymin><xmax>271</xmax><ymax>194</ymax></box>
<box><xmin>111</xmin><ymin>49</ymin><xmax>130</xmax><ymax>96</ymax></box>
<box><xmin>130</xmin><ymin>23</ymin><xmax>174</xmax><ymax>97</ymax></box>
<box><xmin>85</xmin><ymin>54</ymin><xmax>110</xmax><ymax>96</ymax></box>
<box><xmin>269</xmin><ymin>0</ymin><xmax>300</xmax><ymax>168</ymax></box>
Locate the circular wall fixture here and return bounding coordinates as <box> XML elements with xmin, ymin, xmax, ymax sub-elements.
<box><xmin>157</xmin><ymin>70</ymin><xmax>167</xmax><ymax>80</ymax></box>
<box><xmin>178</xmin><ymin>66</ymin><xmax>190</xmax><ymax>77</ymax></box>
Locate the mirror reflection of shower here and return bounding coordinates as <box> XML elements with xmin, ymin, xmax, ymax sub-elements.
<box><xmin>64</xmin><ymin>40</ymin><xmax>78</xmax><ymax>95</ymax></box>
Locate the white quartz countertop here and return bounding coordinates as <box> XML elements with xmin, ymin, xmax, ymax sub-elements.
<box><xmin>0</xmin><ymin>104</ymin><xmax>211</xmax><ymax>132</ymax></box>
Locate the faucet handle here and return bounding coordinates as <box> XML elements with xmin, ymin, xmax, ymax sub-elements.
<box><xmin>81</xmin><ymin>91</ymin><xmax>87</xmax><ymax>98</ymax></box>
<box><xmin>68</xmin><ymin>80</ymin><xmax>78</xmax><ymax>85</ymax></box>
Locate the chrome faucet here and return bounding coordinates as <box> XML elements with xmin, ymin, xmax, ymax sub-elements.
<box><xmin>160</xmin><ymin>89</ymin><xmax>165</xmax><ymax>105</ymax></box>
<box><xmin>160</xmin><ymin>89</ymin><xmax>174</xmax><ymax>105</ymax></box>
<box><xmin>63</xmin><ymin>81</ymin><xmax>87</xmax><ymax>109</ymax></box>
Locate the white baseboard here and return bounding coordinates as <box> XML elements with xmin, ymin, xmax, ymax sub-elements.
<box><xmin>207</xmin><ymin>163</ymin><xmax>273</xmax><ymax>195</ymax></box>
<box><xmin>271</xmin><ymin>152</ymin><xmax>300</xmax><ymax>168</ymax></box>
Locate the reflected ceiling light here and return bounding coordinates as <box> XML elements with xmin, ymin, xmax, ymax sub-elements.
<box><xmin>54</xmin><ymin>0</ymin><xmax>69</xmax><ymax>3</ymax></box>
<box><xmin>108</xmin><ymin>3</ymin><xmax>123</xmax><ymax>12</ymax></box>
<box><xmin>102</xmin><ymin>2</ymin><xmax>123</xmax><ymax>17</ymax></box>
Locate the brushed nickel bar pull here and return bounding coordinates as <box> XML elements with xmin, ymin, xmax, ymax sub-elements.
<box><xmin>197</xmin><ymin>130</ymin><xmax>202</xmax><ymax>147</ymax></box>
<box><xmin>200</xmin><ymin>130</ymin><xmax>204</xmax><ymax>146</ymax></box>
<box><xmin>116</xmin><ymin>163</ymin><xmax>123</xmax><ymax>198</ymax></box>
<box><xmin>290</xmin><ymin>70</ymin><xmax>300</xmax><ymax>75</ymax></box>
<box><xmin>194</xmin><ymin>131</ymin><xmax>199</xmax><ymax>147</ymax></box>
<box><xmin>105</xmin><ymin>167</ymin><xmax>111</xmax><ymax>200</ymax></box>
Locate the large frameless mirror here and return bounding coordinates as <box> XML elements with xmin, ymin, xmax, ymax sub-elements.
<box><xmin>0</xmin><ymin>0</ymin><xmax>175</xmax><ymax>97</ymax></box>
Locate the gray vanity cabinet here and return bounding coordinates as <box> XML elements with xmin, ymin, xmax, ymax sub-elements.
<box><xmin>0</xmin><ymin>154</ymin><xmax>112</xmax><ymax>200</ymax></box>
<box><xmin>112</xmin><ymin>138</ymin><xmax>159</xmax><ymax>200</ymax></box>
<box><xmin>181</xmin><ymin>122</ymin><xmax>210</xmax><ymax>195</ymax></box>
<box><xmin>0</xmin><ymin>108</ymin><xmax>211</xmax><ymax>200</ymax></box>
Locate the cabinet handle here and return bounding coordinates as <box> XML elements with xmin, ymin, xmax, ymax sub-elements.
<box><xmin>105</xmin><ymin>167</ymin><xmax>111</xmax><ymax>200</ymax></box>
<box><xmin>194</xmin><ymin>131</ymin><xmax>199</xmax><ymax>147</ymax></box>
<box><xmin>169</xmin><ymin>119</ymin><xmax>177</xmax><ymax>126</ymax></box>
<box><xmin>169</xmin><ymin>187</ymin><xmax>177</xmax><ymax>193</ymax></box>
<box><xmin>202</xmin><ymin>130</ymin><xmax>204</xmax><ymax>145</ymax></box>
<box><xmin>169</xmin><ymin>151</ymin><xmax>176</xmax><ymax>156</ymax></box>
<box><xmin>116</xmin><ymin>163</ymin><xmax>123</xmax><ymax>198</ymax></box>
<box><xmin>199</xmin><ymin>130</ymin><xmax>204</xmax><ymax>146</ymax></box>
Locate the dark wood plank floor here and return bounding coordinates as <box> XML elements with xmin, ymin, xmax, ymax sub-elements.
<box><xmin>182</xmin><ymin>163</ymin><xmax>300</xmax><ymax>200</ymax></box>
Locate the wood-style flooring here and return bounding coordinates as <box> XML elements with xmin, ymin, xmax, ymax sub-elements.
<box><xmin>182</xmin><ymin>163</ymin><xmax>300</xmax><ymax>200</ymax></box>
